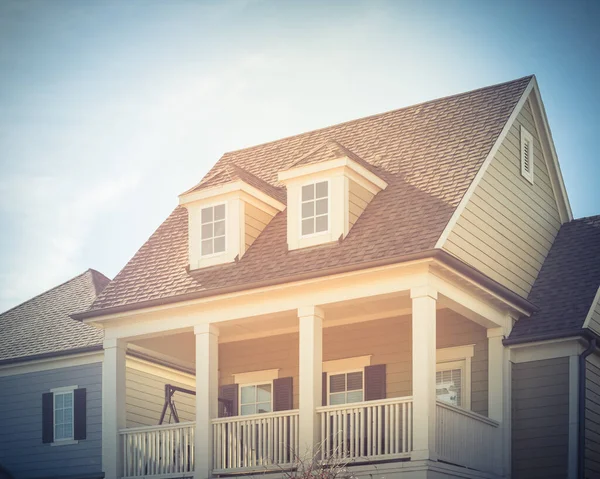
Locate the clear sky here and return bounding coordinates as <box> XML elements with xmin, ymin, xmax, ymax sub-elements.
<box><xmin>0</xmin><ymin>0</ymin><xmax>598</xmax><ymax>313</ymax></box>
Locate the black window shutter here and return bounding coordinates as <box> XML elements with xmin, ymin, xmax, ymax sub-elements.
<box><xmin>74</xmin><ymin>388</ymin><xmax>87</xmax><ymax>440</ymax></box>
<box><xmin>219</xmin><ymin>384</ymin><xmax>239</xmax><ymax>417</ymax></box>
<box><xmin>322</xmin><ymin>372</ymin><xmax>328</xmax><ymax>406</ymax></box>
<box><xmin>42</xmin><ymin>392</ymin><xmax>54</xmax><ymax>443</ymax></box>
<box><xmin>273</xmin><ymin>377</ymin><xmax>293</xmax><ymax>411</ymax></box>
<box><xmin>364</xmin><ymin>364</ymin><xmax>386</xmax><ymax>401</ymax></box>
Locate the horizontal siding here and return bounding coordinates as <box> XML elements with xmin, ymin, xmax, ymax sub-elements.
<box><xmin>126</xmin><ymin>366</ymin><xmax>195</xmax><ymax>428</ymax></box>
<box><xmin>444</xmin><ymin>97</ymin><xmax>562</xmax><ymax>298</ymax></box>
<box><xmin>244</xmin><ymin>203</ymin><xmax>274</xmax><ymax>251</ymax></box>
<box><xmin>348</xmin><ymin>179</ymin><xmax>374</xmax><ymax>230</ymax></box>
<box><xmin>219</xmin><ymin>309</ymin><xmax>488</xmax><ymax>416</ymax></box>
<box><xmin>0</xmin><ymin>362</ymin><xmax>102</xmax><ymax>479</ymax></box>
<box><xmin>512</xmin><ymin>357</ymin><xmax>569</xmax><ymax>479</ymax></box>
<box><xmin>586</xmin><ymin>357</ymin><xmax>600</xmax><ymax>478</ymax></box>
<box><xmin>585</xmin><ymin>288</ymin><xmax>600</xmax><ymax>336</ymax></box>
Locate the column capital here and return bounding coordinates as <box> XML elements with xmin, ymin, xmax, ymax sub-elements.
<box><xmin>103</xmin><ymin>338</ymin><xmax>126</xmax><ymax>350</ymax></box>
<box><xmin>410</xmin><ymin>285</ymin><xmax>438</xmax><ymax>300</ymax></box>
<box><xmin>298</xmin><ymin>305</ymin><xmax>325</xmax><ymax>319</ymax></box>
<box><xmin>194</xmin><ymin>323</ymin><xmax>220</xmax><ymax>336</ymax></box>
<box><xmin>487</xmin><ymin>327</ymin><xmax>505</xmax><ymax>339</ymax></box>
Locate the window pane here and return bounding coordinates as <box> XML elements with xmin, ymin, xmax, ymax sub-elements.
<box><xmin>201</xmin><ymin>223</ymin><xmax>213</xmax><ymax>239</ymax></box>
<box><xmin>436</xmin><ymin>368</ymin><xmax>461</xmax><ymax>407</ymax></box>
<box><xmin>346</xmin><ymin>390</ymin><xmax>363</xmax><ymax>403</ymax></box>
<box><xmin>257</xmin><ymin>402</ymin><xmax>271</xmax><ymax>414</ymax></box>
<box><xmin>214</xmin><ymin>236</ymin><xmax>225</xmax><ymax>253</ymax></box>
<box><xmin>347</xmin><ymin>372</ymin><xmax>363</xmax><ymax>391</ymax></box>
<box><xmin>329</xmin><ymin>393</ymin><xmax>346</xmax><ymax>405</ymax></box>
<box><xmin>301</xmin><ymin>201</ymin><xmax>314</xmax><ymax>219</ymax></box>
<box><xmin>316</xmin><ymin>181</ymin><xmax>328</xmax><ymax>198</ymax></box>
<box><xmin>201</xmin><ymin>207</ymin><xmax>213</xmax><ymax>223</ymax></box>
<box><xmin>214</xmin><ymin>220</ymin><xmax>225</xmax><ymax>237</ymax></box>
<box><xmin>241</xmin><ymin>404</ymin><xmax>255</xmax><ymax>416</ymax></box>
<box><xmin>302</xmin><ymin>184</ymin><xmax>314</xmax><ymax>201</ymax></box>
<box><xmin>201</xmin><ymin>239</ymin><xmax>213</xmax><ymax>255</ymax></box>
<box><xmin>240</xmin><ymin>386</ymin><xmax>255</xmax><ymax>405</ymax></box>
<box><xmin>329</xmin><ymin>374</ymin><xmax>346</xmax><ymax>393</ymax></box>
<box><xmin>315</xmin><ymin>215</ymin><xmax>328</xmax><ymax>233</ymax></box>
<box><xmin>55</xmin><ymin>394</ymin><xmax>64</xmax><ymax>408</ymax></box>
<box><xmin>214</xmin><ymin>204</ymin><xmax>225</xmax><ymax>221</ymax></box>
<box><xmin>257</xmin><ymin>384</ymin><xmax>271</xmax><ymax>402</ymax></box>
<box><xmin>302</xmin><ymin>218</ymin><xmax>314</xmax><ymax>236</ymax></box>
<box><xmin>315</xmin><ymin>198</ymin><xmax>327</xmax><ymax>215</ymax></box>
<box><xmin>64</xmin><ymin>393</ymin><xmax>72</xmax><ymax>407</ymax></box>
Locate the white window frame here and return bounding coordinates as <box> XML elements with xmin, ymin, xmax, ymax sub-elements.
<box><xmin>239</xmin><ymin>380</ymin><xmax>274</xmax><ymax>416</ymax></box>
<box><xmin>299</xmin><ymin>179</ymin><xmax>330</xmax><ymax>238</ymax></box>
<box><xmin>50</xmin><ymin>385</ymin><xmax>78</xmax><ymax>446</ymax></box>
<box><xmin>326</xmin><ymin>368</ymin><xmax>365</xmax><ymax>406</ymax></box>
<box><xmin>520</xmin><ymin>125</ymin><xmax>534</xmax><ymax>184</ymax></box>
<box><xmin>200</xmin><ymin>202</ymin><xmax>227</xmax><ymax>258</ymax></box>
<box><xmin>436</xmin><ymin>345</ymin><xmax>474</xmax><ymax>410</ymax></box>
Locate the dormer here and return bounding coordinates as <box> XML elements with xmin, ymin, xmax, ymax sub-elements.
<box><xmin>278</xmin><ymin>140</ymin><xmax>387</xmax><ymax>251</ymax></box>
<box><xmin>179</xmin><ymin>164</ymin><xmax>285</xmax><ymax>270</ymax></box>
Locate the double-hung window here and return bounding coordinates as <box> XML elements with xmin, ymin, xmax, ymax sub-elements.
<box><xmin>53</xmin><ymin>390</ymin><xmax>74</xmax><ymax>441</ymax></box>
<box><xmin>328</xmin><ymin>370</ymin><xmax>364</xmax><ymax>405</ymax></box>
<box><xmin>301</xmin><ymin>181</ymin><xmax>328</xmax><ymax>236</ymax></box>
<box><xmin>240</xmin><ymin>383</ymin><xmax>272</xmax><ymax>415</ymax></box>
<box><xmin>201</xmin><ymin>203</ymin><xmax>226</xmax><ymax>256</ymax></box>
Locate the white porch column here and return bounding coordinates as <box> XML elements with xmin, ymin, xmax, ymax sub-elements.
<box><xmin>194</xmin><ymin>324</ymin><xmax>219</xmax><ymax>479</ymax></box>
<box><xmin>298</xmin><ymin>306</ymin><xmax>324</xmax><ymax>458</ymax></box>
<box><xmin>488</xmin><ymin>315</ymin><xmax>512</xmax><ymax>476</ymax></box>
<box><xmin>411</xmin><ymin>286</ymin><xmax>437</xmax><ymax>461</ymax></box>
<box><xmin>102</xmin><ymin>338</ymin><xmax>127</xmax><ymax>479</ymax></box>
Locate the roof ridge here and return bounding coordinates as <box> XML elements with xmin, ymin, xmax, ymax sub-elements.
<box><xmin>222</xmin><ymin>75</ymin><xmax>535</xmax><ymax>157</ymax></box>
<box><xmin>569</xmin><ymin>213</ymin><xmax>600</xmax><ymax>223</ymax></box>
<box><xmin>0</xmin><ymin>269</ymin><xmax>103</xmax><ymax>317</ymax></box>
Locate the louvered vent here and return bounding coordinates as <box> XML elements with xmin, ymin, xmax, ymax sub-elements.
<box><xmin>520</xmin><ymin>126</ymin><xmax>534</xmax><ymax>184</ymax></box>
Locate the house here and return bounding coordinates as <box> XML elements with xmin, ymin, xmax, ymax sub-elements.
<box><xmin>0</xmin><ymin>270</ymin><xmax>198</xmax><ymax>479</ymax></box>
<box><xmin>2</xmin><ymin>75</ymin><xmax>597</xmax><ymax>479</ymax></box>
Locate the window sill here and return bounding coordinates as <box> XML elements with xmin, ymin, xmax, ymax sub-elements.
<box><xmin>51</xmin><ymin>439</ymin><xmax>79</xmax><ymax>447</ymax></box>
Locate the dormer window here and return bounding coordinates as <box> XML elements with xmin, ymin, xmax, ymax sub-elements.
<box><xmin>201</xmin><ymin>203</ymin><xmax>226</xmax><ymax>256</ymax></box>
<box><xmin>301</xmin><ymin>181</ymin><xmax>329</xmax><ymax>236</ymax></box>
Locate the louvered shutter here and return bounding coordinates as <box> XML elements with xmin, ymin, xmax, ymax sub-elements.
<box><xmin>219</xmin><ymin>384</ymin><xmax>239</xmax><ymax>417</ymax></box>
<box><xmin>273</xmin><ymin>377</ymin><xmax>293</xmax><ymax>411</ymax></box>
<box><xmin>73</xmin><ymin>388</ymin><xmax>87</xmax><ymax>440</ymax></box>
<box><xmin>364</xmin><ymin>364</ymin><xmax>386</xmax><ymax>401</ymax></box>
<box><xmin>42</xmin><ymin>392</ymin><xmax>54</xmax><ymax>443</ymax></box>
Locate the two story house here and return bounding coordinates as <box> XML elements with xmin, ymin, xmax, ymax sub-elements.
<box><xmin>1</xmin><ymin>75</ymin><xmax>598</xmax><ymax>479</ymax></box>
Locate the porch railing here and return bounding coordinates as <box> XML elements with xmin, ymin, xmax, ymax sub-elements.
<box><xmin>211</xmin><ymin>409</ymin><xmax>300</xmax><ymax>472</ymax></box>
<box><xmin>435</xmin><ymin>401</ymin><xmax>500</xmax><ymax>473</ymax></box>
<box><xmin>317</xmin><ymin>396</ymin><xmax>413</xmax><ymax>462</ymax></box>
<box><xmin>120</xmin><ymin>421</ymin><xmax>195</xmax><ymax>478</ymax></box>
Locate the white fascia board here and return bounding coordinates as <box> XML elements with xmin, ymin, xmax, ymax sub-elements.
<box><xmin>435</xmin><ymin>78</ymin><xmax>535</xmax><ymax>249</ymax></box>
<box><xmin>0</xmin><ymin>351</ymin><xmax>104</xmax><ymax>377</ymax></box>
<box><xmin>509</xmin><ymin>337</ymin><xmax>585</xmax><ymax>363</ymax></box>
<box><xmin>582</xmin><ymin>285</ymin><xmax>600</xmax><ymax>330</ymax></box>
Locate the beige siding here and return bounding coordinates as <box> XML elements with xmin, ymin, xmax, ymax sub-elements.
<box><xmin>126</xmin><ymin>366</ymin><xmax>195</xmax><ymax>428</ymax></box>
<box><xmin>585</xmin><ymin>287</ymin><xmax>600</xmax><ymax>337</ymax></box>
<box><xmin>244</xmin><ymin>203</ymin><xmax>274</xmax><ymax>250</ymax></box>
<box><xmin>348</xmin><ymin>179</ymin><xmax>374</xmax><ymax>229</ymax></box>
<box><xmin>444</xmin><ymin>97</ymin><xmax>562</xmax><ymax>298</ymax></box>
<box><xmin>219</xmin><ymin>309</ymin><xmax>488</xmax><ymax>415</ymax></box>
<box><xmin>512</xmin><ymin>357</ymin><xmax>569</xmax><ymax>479</ymax></box>
<box><xmin>586</xmin><ymin>355</ymin><xmax>600</xmax><ymax>478</ymax></box>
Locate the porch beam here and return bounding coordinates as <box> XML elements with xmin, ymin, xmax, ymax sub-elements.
<box><xmin>194</xmin><ymin>324</ymin><xmax>219</xmax><ymax>479</ymax></box>
<box><xmin>411</xmin><ymin>285</ymin><xmax>437</xmax><ymax>461</ymax></box>
<box><xmin>102</xmin><ymin>338</ymin><xmax>127</xmax><ymax>479</ymax></box>
<box><xmin>298</xmin><ymin>306</ymin><xmax>324</xmax><ymax>458</ymax></box>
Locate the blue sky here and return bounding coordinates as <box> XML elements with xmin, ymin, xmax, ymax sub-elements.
<box><xmin>0</xmin><ymin>0</ymin><xmax>598</xmax><ymax>312</ymax></box>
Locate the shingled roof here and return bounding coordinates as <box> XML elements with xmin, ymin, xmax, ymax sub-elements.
<box><xmin>0</xmin><ymin>269</ymin><xmax>110</xmax><ymax>362</ymax></box>
<box><xmin>509</xmin><ymin>215</ymin><xmax>600</xmax><ymax>342</ymax></box>
<box><xmin>89</xmin><ymin>76</ymin><xmax>532</xmax><ymax>313</ymax></box>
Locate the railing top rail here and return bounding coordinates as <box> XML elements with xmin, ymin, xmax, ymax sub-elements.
<box><xmin>119</xmin><ymin>421</ymin><xmax>196</xmax><ymax>435</ymax></box>
<box><xmin>211</xmin><ymin>409</ymin><xmax>299</xmax><ymax>424</ymax></box>
<box><xmin>316</xmin><ymin>396</ymin><xmax>413</xmax><ymax>413</ymax></box>
<box><xmin>436</xmin><ymin>400</ymin><xmax>500</xmax><ymax>427</ymax></box>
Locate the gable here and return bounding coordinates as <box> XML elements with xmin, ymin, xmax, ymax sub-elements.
<box><xmin>584</xmin><ymin>287</ymin><xmax>600</xmax><ymax>336</ymax></box>
<box><xmin>441</xmin><ymin>92</ymin><xmax>566</xmax><ymax>298</ymax></box>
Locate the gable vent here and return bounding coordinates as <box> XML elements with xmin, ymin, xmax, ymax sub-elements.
<box><xmin>520</xmin><ymin>126</ymin><xmax>534</xmax><ymax>184</ymax></box>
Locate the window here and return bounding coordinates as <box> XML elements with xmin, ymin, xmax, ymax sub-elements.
<box><xmin>436</xmin><ymin>365</ymin><xmax>463</xmax><ymax>408</ymax></box>
<box><xmin>201</xmin><ymin>203</ymin><xmax>226</xmax><ymax>256</ymax></box>
<box><xmin>328</xmin><ymin>371</ymin><xmax>364</xmax><ymax>405</ymax></box>
<box><xmin>53</xmin><ymin>390</ymin><xmax>74</xmax><ymax>441</ymax></box>
<box><xmin>520</xmin><ymin>125</ymin><xmax>534</xmax><ymax>184</ymax></box>
<box><xmin>301</xmin><ymin>181</ymin><xmax>328</xmax><ymax>236</ymax></box>
<box><xmin>240</xmin><ymin>383</ymin><xmax>272</xmax><ymax>415</ymax></box>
